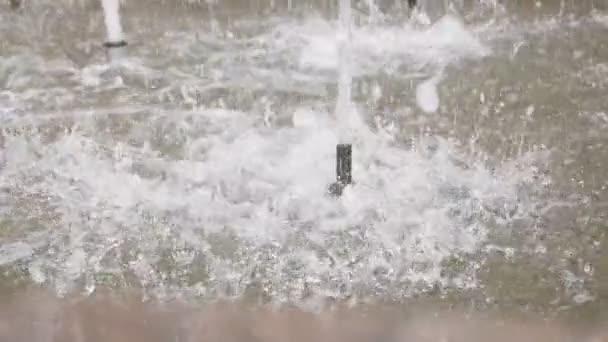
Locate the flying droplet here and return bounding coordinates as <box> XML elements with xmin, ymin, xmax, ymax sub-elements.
<box><xmin>416</xmin><ymin>77</ymin><xmax>440</xmax><ymax>113</ymax></box>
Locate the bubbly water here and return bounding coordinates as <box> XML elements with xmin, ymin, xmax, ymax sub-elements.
<box><xmin>0</xmin><ymin>0</ymin><xmax>607</xmax><ymax>324</ymax></box>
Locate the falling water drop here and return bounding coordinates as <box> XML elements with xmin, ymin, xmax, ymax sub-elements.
<box><xmin>416</xmin><ymin>74</ymin><xmax>441</xmax><ymax>113</ymax></box>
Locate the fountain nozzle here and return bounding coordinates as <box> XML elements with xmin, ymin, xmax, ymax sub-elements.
<box><xmin>328</xmin><ymin>144</ymin><xmax>353</xmax><ymax>197</ymax></box>
<box><xmin>103</xmin><ymin>40</ymin><xmax>128</xmax><ymax>61</ymax></box>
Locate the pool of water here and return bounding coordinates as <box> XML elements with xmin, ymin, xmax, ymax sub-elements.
<box><xmin>0</xmin><ymin>0</ymin><xmax>607</xmax><ymax>327</ymax></box>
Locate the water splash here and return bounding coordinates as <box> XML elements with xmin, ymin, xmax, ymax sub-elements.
<box><xmin>0</xmin><ymin>2</ymin><xmax>585</xmax><ymax>306</ymax></box>
<box><xmin>0</xmin><ymin>111</ymin><xmax>547</xmax><ymax>300</ymax></box>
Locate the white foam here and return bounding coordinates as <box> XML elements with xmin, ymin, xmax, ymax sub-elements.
<box><xmin>0</xmin><ymin>106</ymin><xmax>548</xmax><ymax>299</ymax></box>
<box><xmin>286</xmin><ymin>13</ymin><xmax>487</xmax><ymax>117</ymax></box>
<box><xmin>292</xmin><ymin>14</ymin><xmax>489</xmax><ymax>77</ymax></box>
<box><xmin>292</xmin><ymin>107</ymin><xmax>329</xmax><ymax>128</ymax></box>
<box><xmin>0</xmin><ymin>242</ymin><xmax>35</xmax><ymax>266</ymax></box>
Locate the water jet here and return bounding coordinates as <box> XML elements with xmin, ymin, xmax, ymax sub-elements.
<box><xmin>101</xmin><ymin>0</ymin><xmax>128</xmax><ymax>61</ymax></box>
<box><xmin>328</xmin><ymin>0</ymin><xmax>355</xmax><ymax>198</ymax></box>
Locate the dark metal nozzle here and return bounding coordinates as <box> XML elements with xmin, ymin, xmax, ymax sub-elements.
<box><xmin>328</xmin><ymin>144</ymin><xmax>352</xmax><ymax>197</ymax></box>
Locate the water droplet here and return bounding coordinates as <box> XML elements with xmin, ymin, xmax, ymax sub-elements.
<box><xmin>416</xmin><ymin>77</ymin><xmax>440</xmax><ymax>113</ymax></box>
<box><xmin>526</xmin><ymin>105</ymin><xmax>535</xmax><ymax>116</ymax></box>
<box><xmin>584</xmin><ymin>262</ymin><xmax>594</xmax><ymax>275</ymax></box>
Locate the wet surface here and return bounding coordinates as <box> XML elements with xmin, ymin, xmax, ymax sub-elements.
<box><xmin>1</xmin><ymin>288</ymin><xmax>608</xmax><ymax>342</ymax></box>
<box><xmin>0</xmin><ymin>0</ymin><xmax>607</xmax><ymax>328</ymax></box>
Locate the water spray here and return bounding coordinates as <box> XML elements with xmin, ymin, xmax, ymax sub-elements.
<box><xmin>101</xmin><ymin>0</ymin><xmax>128</xmax><ymax>61</ymax></box>
<box><xmin>327</xmin><ymin>0</ymin><xmax>419</xmax><ymax>197</ymax></box>
<box><xmin>328</xmin><ymin>0</ymin><xmax>354</xmax><ymax>197</ymax></box>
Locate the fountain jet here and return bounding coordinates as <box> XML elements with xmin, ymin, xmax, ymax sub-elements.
<box><xmin>101</xmin><ymin>0</ymin><xmax>128</xmax><ymax>61</ymax></box>
<box><xmin>328</xmin><ymin>0</ymin><xmax>354</xmax><ymax>197</ymax></box>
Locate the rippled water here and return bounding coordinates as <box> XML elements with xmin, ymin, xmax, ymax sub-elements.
<box><xmin>0</xmin><ymin>0</ymin><xmax>607</xmax><ymax>325</ymax></box>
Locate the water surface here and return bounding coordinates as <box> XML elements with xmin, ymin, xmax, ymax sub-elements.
<box><xmin>0</xmin><ymin>0</ymin><xmax>607</xmax><ymax>328</ymax></box>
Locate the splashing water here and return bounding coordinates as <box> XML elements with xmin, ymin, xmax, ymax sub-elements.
<box><xmin>0</xmin><ymin>0</ymin><xmax>545</xmax><ymax>301</ymax></box>
<box><xmin>0</xmin><ymin>1</ymin><xmax>606</xmax><ymax>317</ymax></box>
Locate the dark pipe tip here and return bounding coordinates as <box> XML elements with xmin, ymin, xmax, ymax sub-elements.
<box><xmin>103</xmin><ymin>40</ymin><xmax>128</xmax><ymax>49</ymax></box>
<box><xmin>408</xmin><ymin>0</ymin><xmax>417</xmax><ymax>9</ymax></box>
<box><xmin>336</xmin><ymin>143</ymin><xmax>352</xmax><ymax>185</ymax></box>
<box><xmin>328</xmin><ymin>144</ymin><xmax>353</xmax><ymax>197</ymax></box>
